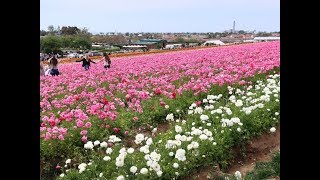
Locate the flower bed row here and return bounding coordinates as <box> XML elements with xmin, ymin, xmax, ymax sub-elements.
<box><xmin>54</xmin><ymin>69</ymin><xmax>280</xmax><ymax>179</ymax></box>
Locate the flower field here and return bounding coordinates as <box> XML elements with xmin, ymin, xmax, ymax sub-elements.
<box><xmin>40</xmin><ymin>42</ymin><xmax>280</xmax><ymax>179</ymax></box>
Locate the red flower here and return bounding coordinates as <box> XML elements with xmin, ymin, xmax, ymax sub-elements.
<box><xmin>171</xmin><ymin>92</ymin><xmax>176</xmax><ymax>99</ymax></box>
<box><xmin>102</xmin><ymin>98</ymin><xmax>109</xmax><ymax>105</ymax></box>
<box><xmin>49</xmin><ymin>120</ymin><xmax>56</xmax><ymax>127</ymax></box>
<box><xmin>160</xmin><ymin>101</ymin><xmax>166</xmax><ymax>107</ymax></box>
<box><xmin>56</xmin><ymin>165</ymin><xmax>61</xmax><ymax>170</ymax></box>
<box><xmin>113</xmin><ymin>127</ymin><xmax>120</xmax><ymax>133</ymax></box>
<box><xmin>155</xmin><ymin>89</ymin><xmax>161</xmax><ymax>95</ymax></box>
<box><xmin>196</xmin><ymin>101</ymin><xmax>201</xmax><ymax>107</ymax></box>
<box><xmin>59</xmin><ymin>117</ymin><xmax>65</xmax><ymax>121</ymax></box>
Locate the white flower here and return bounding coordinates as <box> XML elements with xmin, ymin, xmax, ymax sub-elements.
<box><xmin>235</xmin><ymin>171</ymin><xmax>242</xmax><ymax>180</ymax></box>
<box><xmin>130</xmin><ymin>166</ymin><xmax>138</xmax><ymax>173</ymax></box>
<box><xmin>200</xmin><ymin>114</ymin><xmax>209</xmax><ymax>121</ymax></box>
<box><xmin>65</xmin><ymin>159</ymin><xmax>71</xmax><ymax>164</ymax></box>
<box><xmin>175</xmin><ymin>125</ymin><xmax>183</xmax><ymax>133</ymax></box>
<box><xmin>173</xmin><ymin>163</ymin><xmax>179</xmax><ymax>168</ymax></box>
<box><xmin>213</xmin><ymin>142</ymin><xmax>217</xmax><ymax>145</ymax></box>
<box><xmin>237</xmin><ymin>128</ymin><xmax>241</xmax><ymax>132</ymax></box>
<box><xmin>187</xmin><ymin>144</ymin><xmax>193</xmax><ymax>150</ymax></box>
<box><xmin>216</xmin><ymin>109</ymin><xmax>223</xmax><ymax>114</ymax></box>
<box><xmin>175</xmin><ymin>149</ymin><xmax>186</xmax><ymax>161</ymax></box>
<box><xmin>117</xmin><ymin>175</ymin><xmax>125</xmax><ymax>180</ymax></box>
<box><xmin>226</xmin><ymin>108</ymin><xmax>232</xmax><ymax>115</ymax></box>
<box><xmin>203</xmin><ymin>99</ymin><xmax>208</xmax><ymax>103</ymax></box>
<box><xmin>79</xmin><ymin>168</ymin><xmax>85</xmax><ymax>173</ymax></box>
<box><xmin>146</xmin><ymin>138</ymin><xmax>153</xmax><ymax>146</ymax></box>
<box><xmin>188</xmin><ymin>110</ymin><xmax>194</xmax><ymax>114</ymax></box>
<box><xmin>99</xmin><ymin>173</ymin><xmax>103</xmax><ymax>177</ymax></box>
<box><xmin>127</xmin><ymin>148</ymin><xmax>134</xmax><ymax>154</ymax></box>
<box><xmin>165</xmin><ymin>105</ymin><xmax>169</xmax><ymax>109</ymax></box>
<box><xmin>84</xmin><ymin>142</ymin><xmax>94</xmax><ymax>149</ymax></box>
<box><xmin>60</xmin><ymin>173</ymin><xmax>65</xmax><ymax>177</ymax></box>
<box><xmin>119</xmin><ymin>147</ymin><xmax>126</xmax><ymax>154</ymax></box>
<box><xmin>157</xmin><ymin>171</ymin><xmax>163</xmax><ymax>177</ymax></box>
<box><xmin>175</xmin><ymin>172</ymin><xmax>179</xmax><ymax>176</ymax></box>
<box><xmin>169</xmin><ymin>152</ymin><xmax>174</xmax><ymax>156</ymax></box>
<box><xmin>176</xmin><ymin>109</ymin><xmax>180</xmax><ymax>113</ymax></box>
<box><xmin>192</xmin><ymin>141</ymin><xmax>199</xmax><ymax>149</ymax></box>
<box><xmin>100</xmin><ymin>141</ymin><xmax>108</xmax><ymax>148</ymax></box>
<box><xmin>134</xmin><ymin>134</ymin><xmax>145</xmax><ymax>144</ymax></box>
<box><xmin>152</xmin><ymin>128</ymin><xmax>157</xmax><ymax>133</ymax></box>
<box><xmin>88</xmin><ymin>162</ymin><xmax>92</xmax><ymax>165</ymax></box>
<box><xmin>94</xmin><ymin>140</ymin><xmax>100</xmax><ymax>146</ymax></box>
<box><xmin>235</xmin><ymin>100</ymin><xmax>243</xmax><ymax>107</ymax></box>
<box><xmin>103</xmin><ymin>156</ymin><xmax>111</xmax><ymax>161</ymax></box>
<box><xmin>276</xmin><ymin>99</ymin><xmax>279</xmax><ymax>102</ymax></box>
<box><xmin>182</xmin><ymin>120</ymin><xmax>186</xmax><ymax>124</ymax></box>
<box><xmin>270</xmin><ymin>127</ymin><xmax>276</xmax><ymax>133</ymax></box>
<box><xmin>116</xmin><ymin>160</ymin><xmax>124</xmax><ymax>167</ymax></box>
<box><xmin>192</xmin><ymin>122</ymin><xmax>195</xmax><ymax>126</ymax></box>
<box><xmin>199</xmin><ymin>134</ymin><xmax>208</xmax><ymax>140</ymax></box>
<box><xmin>207</xmin><ymin>123</ymin><xmax>211</xmax><ymax>126</ymax></box>
<box><xmin>166</xmin><ymin>113</ymin><xmax>174</xmax><ymax>121</ymax></box>
<box><xmin>194</xmin><ymin>107</ymin><xmax>203</xmax><ymax>114</ymax></box>
<box><xmin>106</xmin><ymin>148</ymin><xmax>113</xmax><ymax>154</ymax></box>
<box><xmin>209</xmin><ymin>100</ymin><xmax>215</xmax><ymax>104</ymax></box>
<box><xmin>140</xmin><ymin>168</ymin><xmax>148</xmax><ymax>174</ymax></box>
<box><xmin>78</xmin><ymin>163</ymin><xmax>87</xmax><ymax>170</ymax></box>
<box><xmin>275</xmin><ymin>112</ymin><xmax>279</xmax><ymax>116</ymax></box>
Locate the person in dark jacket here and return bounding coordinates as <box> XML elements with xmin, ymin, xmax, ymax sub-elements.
<box><xmin>76</xmin><ymin>54</ymin><xmax>97</xmax><ymax>70</ymax></box>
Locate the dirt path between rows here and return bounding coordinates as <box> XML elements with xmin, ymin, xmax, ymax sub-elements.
<box><xmin>186</xmin><ymin>125</ymin><xmax>280</xmax><ymax>179</ymax></box>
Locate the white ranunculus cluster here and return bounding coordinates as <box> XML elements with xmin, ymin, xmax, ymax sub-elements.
<box><xmin>134</xmin><ymin>134</ymin><xmax>145</xmax><ymax>145</ymax></box>
<box><xmin>221</xmin><ymin>117</ymin><xmax>241</xmax><ymax>127</ymax></box>
<box><xmin>145</xmin><ymin>151</ymin><xmax>162</xmax><ymax>174</ymax></box>
<box><xmin>140</xmin><ymin>145</ymin><xmax>150</xmax><ymax>154</ymax></box>
<box><xmin>194</xmin><ymin>107</ymin><xmax>203</xmax><ymax>114</ymax></box>
<box><xmin>187</xmin><ymin>141</ymin><xmax>199</xmax><ymax>150</ymax></box>
<box><xmin>106</xmin><ymin>148</ymin><xmax>113</xmax><ymax>154</ymax></box>
<box><xmin>78</xmin><ymin>163</ymin><xmax>87</xmax><ymax>173</ymax></box>
<box><xmin>234</xmin><ymin>171</ymin><xmax>242</xmax><ymax>180</ymax></box>
<box><xmin>166</xmin><ymin>113</ymin><xmax>174</xmax><ymax>121</ymax></box>
<box><xmin>84</xmin><ymin>141</ymin><xmax>94</xmax><ymax>150</ymax></box>
<box><xmin>200</xmin><ymin>114</ymin><xmax>209</xmax><ymax>121</ymax></box>
<box><xmin>115</xmin><ymin>149</ymin><xmax>127</xmax><ymax>167</ymax></box>
<box><xmin>109</xmin><ymin>135</ymin><xmax>122</xmax><ymax>143</ymax></box>
<box><xmin>100</xmin><ymin>141</ymin><xmax>108</xmax><ymax>148</ymax></box>
<box><xmin>175</xmin><ymin>149</ymin><xmax>186</xmax><ymax>161</ymax></box>
<box><xmin>175</xmin><ymin>125</ymin><xmax>183</xmax><ymax>133</ymax></box>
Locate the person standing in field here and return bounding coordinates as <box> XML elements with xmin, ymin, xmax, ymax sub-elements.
<box><xmin>76</xmin><ymin>54</ymin><xmax>97</xmax><ymax>70</ymax></box>
<box><xmin>40</xmin><ymin>58</ymin><xmax>45</xmax><ymax>76</ymax></box>
<box><xmin>48</xmin><ymin>55</ymin><xmax>60</xmax><ymax>76</ymax></box>
<box><xmin>98</xmin><ymin>52</ymin><xmax>111</xmax><ymax>69</ymax></box>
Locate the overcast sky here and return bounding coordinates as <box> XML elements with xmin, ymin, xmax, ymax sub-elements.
<box><xmin>40</xmin><ymin>0</ymin><xmax>280</xmax><ymax>33</ymax></box>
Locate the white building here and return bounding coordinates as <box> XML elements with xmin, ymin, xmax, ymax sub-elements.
<box><xmin>202</xmin><ymin>40</ymin><xmax>225</xmax><ymax>46</ymax></box>
<box><xmin>253</xmin><ymin>37</ymin><xmax>280</xmax><ymax>42</ymax></box>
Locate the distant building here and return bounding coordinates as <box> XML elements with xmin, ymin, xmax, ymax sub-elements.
<box><xmin>203</xmin><ymin>40</ymin><xmax>225</xmax><ymax>46</ymax></box>
<box><xmin>133</xmin><ymin>39</ymin><xmax>167</xmax><ymax>49</ymax></box>
<box><xmin>253</xmin><ymin>37</ymin><xmax>280</xmax><ymax>42</ymax></box>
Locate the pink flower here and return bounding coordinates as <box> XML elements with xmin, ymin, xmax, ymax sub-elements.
<box><xmin>133</xmin><ymin>117</ymin><xmax>139</xmax><ymax>121</ymax></box>
<box><xmin>106</xmin><ymin>124</ymin><xmax>110</xmax><ymax>128</ymax></box>
<box><xmin>80</xmin><ymin>130</ymin><xmax>87</xmax><ymax>135</ymax></box>
<box><xmin>160</xmin><ymin>101</ymin><xmax>166</xmax><ymax>107</ymax></box>
<box><xmin>81</xmin><ymin>136</ymin><xmax>88</xmax><ymax>142</ymax></box>
<box><xmin>85</xmin><ymin>122</ymin><xmax>92</xmax><ymax>128</ymax></box>
<box><xmin>124</xmin><ymin>131</ymin><xmax>129</xmax><ymax>135</ymax></box>
<box><xmin>77</xmin><ymin>121</ymin><xmax>84</xmax><ymax>128</ymax></box>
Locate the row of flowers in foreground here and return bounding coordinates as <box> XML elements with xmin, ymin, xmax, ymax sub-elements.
<box><xmin>56</xmin><ymin>73</ymin><xmax>280</xmax><ymax>179</ymax></box>
<box><xmin>40</xmin><ymin>42</ymin><xmax>280</xmax><ymax>142</ymax></box>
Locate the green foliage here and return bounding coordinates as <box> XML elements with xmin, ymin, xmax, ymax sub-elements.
<box><xmin>245</xmin><ymin>152</ymin><xmax>280</xmax><ymax>180</ymax></box>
